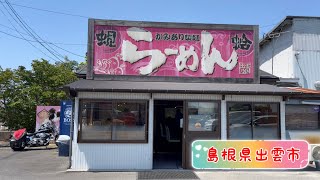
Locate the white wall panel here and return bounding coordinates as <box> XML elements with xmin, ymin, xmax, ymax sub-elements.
<box><xmin>259</xmin><ymin>25</ymin><xmax>294</xmax><ymax>78</ymax></box>
<box><xmin>220</xmin><ymin>100</ymin><xmax>227</xmax><ymax>140</ymax></box>
<box><xmin>78</xmin><ymin>92</ymin><xmax>150</xmax><ymax>99</ymax></box>
<box><xmin>280</xmin><ymin>101</ymin><xmax>286</xmax><ymax>140</ymax></box>
<box><xmin>225</xmin><ymin>95</ymin><xmax>282</xmax><ymax>102</ymax></box>
<box><xmin>152</xmin><ymin>93</ymin><xmax>221</xmax><ymax>100</ymax></box>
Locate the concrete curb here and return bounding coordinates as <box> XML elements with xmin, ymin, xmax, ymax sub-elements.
<box><xmin>0</xmin><ymin>141</ymin><xmax>9</xmax><ymax>147</ymax></box>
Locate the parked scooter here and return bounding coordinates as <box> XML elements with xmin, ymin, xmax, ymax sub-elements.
<box><xmin>10</xmin><ymin>120</ymin><xmax>58</xmax><ymax>151</ymax></box>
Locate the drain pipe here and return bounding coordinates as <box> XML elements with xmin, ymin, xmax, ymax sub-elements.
<box><xmin>68</xmin><ymin>100</ymin><xmax>75</xmax><ymax>169</ymax></box>
<box><xmin>67</xmin><ymin>90</ymin><xmax>76</xmax><ymax>170</ymax></box>
<box><xmin>68</xmin><ymin>99</ymin><xmax>74</xmax><ymax>169</ymax></box>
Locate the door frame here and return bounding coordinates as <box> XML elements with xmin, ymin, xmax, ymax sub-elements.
<box><xmin>152</xmin><ymin>99</ymin><xmax>185</xmax><ymax>169</ymax></box>
<box><xmin>183</xmin><ymin>100</ymin><xmax>221</xmax><ymax>169</ymax></box>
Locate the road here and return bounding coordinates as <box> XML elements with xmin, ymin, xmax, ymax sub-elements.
<box><xmin>0</xmin><ymin>147</ymin><xmax>319</xmax><ymax>180</ymax></box>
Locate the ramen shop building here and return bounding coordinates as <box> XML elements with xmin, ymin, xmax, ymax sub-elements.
<box><xmin>64</xmin><ymin>19</ymin><xmax>300</xmax><ymax>171</ymax></box>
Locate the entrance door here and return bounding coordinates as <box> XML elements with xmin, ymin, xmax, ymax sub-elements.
<box><xmin>184</xmin><ymin>101</ymin><xmax>221</xmax><ymax>169</ymax></box>
<box><xmin>153</xmin><ymin>100</ymin><xmax>183</xmax><ymax>169</ymax></box>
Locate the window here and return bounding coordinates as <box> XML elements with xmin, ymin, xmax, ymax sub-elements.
<box><xmin>286</xmin><ymin>105</ymin><xmax>320</xmax><ymax>130</ymax></box>
<box><xmin>79</xmin><ymin>100</ymin><xmax>148</xmax><ymax>143</ymax></box>
<box><xmin>228</xmin><ymin>102</ymin><xmax>280</xmax><ymax>140</ymax></box>
<box><xmin>188</xmin><ymin>102</ymin><xmax>219</xmax><ymax>132</ymax></box>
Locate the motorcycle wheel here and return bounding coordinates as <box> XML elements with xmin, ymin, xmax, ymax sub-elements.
<box><xmin>10</xmin><ymin>142</ymin><xmax>25</xmax><ymax>151</ymax></box>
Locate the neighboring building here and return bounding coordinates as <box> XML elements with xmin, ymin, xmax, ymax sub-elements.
<box><xmin>259</xmin><ymin>16</ymin><xmax>320</xmax><ymax>90</ymax></box>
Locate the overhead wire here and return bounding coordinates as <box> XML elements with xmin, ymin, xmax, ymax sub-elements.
<box><xmin>4</xmin><ymin>0</ymin><xmax>85</xmax><ymax>58</ymax></box>
<box><xmin>0</xmin><ymin>5</ymin><xmax>57</xmax><ymax>62</ymax></box>
<box><xmin>0</xmin><ymin>29</ymin><xmax>86</xmax><ymax>58</ymax></box>
<box><xmin>4</xmin><ymin>0</ymin><xmax>64</xmax><ymax>61</ymax></box>
<box><xmin>0</xmin><ymin>0</ymin><xmax>90</xmax><ymax>19</ymax></box>
<box><xmin>0</xmin><ymin>23</ymin><xmax>86</xmax><ymax>45</ymax></box>
<box><xmin>0</xmin><ymin>0</ymin><xmax>86</xmax><ymax>61</ymax></box>
<box><xmin>0</xmin><ymin>0</ymin><xmax>281</xmax><ymax>30</ymax></box>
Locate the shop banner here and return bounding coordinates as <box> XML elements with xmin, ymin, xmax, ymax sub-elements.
<box><xmin>93</xmin><ymin>25</ymin><xmax>255</xmax><ymax>79</ymax></box>
<box><xmin>36</xmin><ymin>106</ymin><xmax>60</xmax><ymax>131</ymax></box>
<box><xmin>59</xmin><ymin>101</ymin><xmax>72</xmax><ymax>136</ymax></box>
<box><xmin>192</xmin><ymin>140</ymin><xmax>309</xmax><ymax>169</ymax></box>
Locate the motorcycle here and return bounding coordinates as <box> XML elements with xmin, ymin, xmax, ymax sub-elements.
<box><xmin>10</xmin><ymin>121</ymin><xmax>59</xmax><ymax>151</ymax></box>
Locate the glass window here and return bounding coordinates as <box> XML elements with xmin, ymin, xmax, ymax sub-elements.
<box><xmin>228</xmin><ymin>102</ymin><xmax>280</xmax><ymax>140</ymax></box>
<box><xmin>188</xmin><ymin>102</ymin><xmax>219</xmax><ymax>132</ymax></box>
<box><xmin>79</xmin><ymin>100</ymin><xmax>148</xmax><ymax>143</ymax></box>
<box><xmin>80</xmin><ymin>101</ymin><xmax>112</xmax><ymax>141</ymax></box>
<box><xmin>112</xmin><ymin>101</ymin><xmax>147</xmax><ymax>141</ymax></box>
<box><xmin>286</xmin><ymin>105</ymin><xmax>320</xmax><ymax>130</ymax></box>
<box><xmin>252</xmin><ymin>103</ymin><xmax>279</xmax><ymax>140</ymax></box>
<box><xmin>228</xmin><ymin>103</ymin><xmax>252</xmax><ymax>139</ymax></box>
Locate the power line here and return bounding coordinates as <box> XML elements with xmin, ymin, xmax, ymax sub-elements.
<box><xmin>0</xmin><ymin>5</ymin><xmax>57</xmax><ymax>62</ymax></box>
<box><xmin>4</xmin><ymin>0</ymin><xmax>64</xmax><ymax>60</ymax></box>
<box><xmin>0</xmin><ymin>0</ymin><xmax>90</xmax><ymax>19</ymax></box>
<box><xmin>0</xmin><ymin>29</ymin><xmax>85</xmax><ymax>58</ymax></box>
<box><xmin>4</xmin><ymin>0</ymin><xmax>85</xmax><ymax>59</ymax></box>
<box><xmin>0</xmin><ymin>23</ymin><xmax>86</xmax><ymax>46</ymax></box>
<box><xmin>2</xmin><ymin>1</ymin><xmax>86</xmax><ymax>60</ymax></box>
<box><xmin>0</xmin><ymin>1</ymin><xmax>281</xmax><ymax>30</ymax></box>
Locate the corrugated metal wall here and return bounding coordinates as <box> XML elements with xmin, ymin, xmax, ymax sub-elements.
<box><xmin>72</xmin><ymin>92</ymin><xmax>153</xmax><ymax>170</ymax></box>
<box><xmin>225</xmin><ymin>95</ymin><xmax>282</xmax><ymax>102</ymax></box>
<box><xmin>152</xmin><ymin>93</ymin><xmax>221</xmax><ymax>100</ymax></box>
<box><xmin>293</xmin><ymin>32</ymin><xmax>320</xmax><ymax>89</ymax></box>
<box><xmin>78</xmin><ymin>92</ymin><xmax>150</xmax><ymax>99</ymax></box>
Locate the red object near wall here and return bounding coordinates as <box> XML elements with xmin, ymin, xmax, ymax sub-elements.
<box><xmin>13</xmin><ymin>128</ymin><xmax>26</xmax><ymax>140</ymax></box>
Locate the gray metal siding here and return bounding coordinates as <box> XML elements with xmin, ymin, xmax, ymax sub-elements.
<box><xmin>292</xmin><ymin>18</ymin><xmax>320</xmax><ymax>34</ymax></box>
<box><xmin>78</xmin><ymin>92</ymin><xmax>150</xmax><ymax>99</ymax></box>
<box><xmin>225</xmin><ymin>95</ymin><xmax>282</xmax><ymax>102</ymax></box>
<box><xmin>152</xmin><ymin>93</ymin><xmax>221</xmax><ymax>100</ymax></box>
<box><xmin>291</xmin><ymin>18</ymin><xmax>320</xmax><ymax>89</ymax></box>
<box><xmin>293</xmin><ymin>33</ymin><xmax>320</xmax><ymax>51</ymax></box>
<box><xmin>293</xmin><ymin>51</ymin><xmax>320</xmax><ymax>89</ymax></box>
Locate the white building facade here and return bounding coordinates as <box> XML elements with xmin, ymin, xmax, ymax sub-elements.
<box><xmin>260</xmin><ymin>16</ymin><xmax>320</xmax><ymax>90</ymax></box>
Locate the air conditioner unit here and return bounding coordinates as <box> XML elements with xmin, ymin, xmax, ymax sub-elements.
<box><xmin>309</xmin><ymin>144</ymin><xmax>320</xmax><ymax>162</ymax></box>
<box><xmin>315</xmin><ymin>81</ymin><xmax>320</xmax><ymax>90</ymax></box>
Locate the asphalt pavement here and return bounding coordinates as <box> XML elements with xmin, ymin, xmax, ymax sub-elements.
<box><xmin>0</xmin><ymin>146</ymin><xmax>319</xmax><ymax>180</ymax></box>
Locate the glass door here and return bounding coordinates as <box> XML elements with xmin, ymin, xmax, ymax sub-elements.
<box><xmin>184</xmin><ymin>101</ymin><xmax>220</xmax><ymax>169</ymax></box>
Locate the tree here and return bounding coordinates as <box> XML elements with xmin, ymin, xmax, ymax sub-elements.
<box><xmin>0</xmin><ymin>59</ymin><xmax>78</xmax><ymax>131</ymax></box>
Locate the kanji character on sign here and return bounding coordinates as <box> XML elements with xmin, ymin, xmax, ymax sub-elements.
<box><xmin>96</xmin><ymin>30</ymin><xmax>117</xmax><ymax>47</ymax></box>
<box><xmin>221</xmin><ymin>148</ymin><xmax>237</xmax><ymax>161</ymax></box>
<box><xmin>207</xmin><ymin>146</ymin><xmax>219</xmax><ymax>163</ymax></box>
<box><xmin>239</xmin><ymin>147</ymin><xmax>252</xmax><ymax>162</ymax></box>
<box><xmin>287</xmin><ymin>147</ymin><xmax>300</xmax><ymax>163</ymax></box>
<box><xmin>271</xmin><ymin>147</ymin><xmax>285</xmax><ymax>162</ymax></box>
<box><xmin>231</xmin><ymin>33</ymin><xmax>252</xmax><ymax>50</ymax></box>
<box><xmin>255</xmin><ymin>148</ymin><xmax>268</xmax><ymax>161</ymax></box>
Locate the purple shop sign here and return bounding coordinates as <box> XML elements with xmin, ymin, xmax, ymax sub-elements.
<box><xmin>93</xmin><ymin>25</ymin><xmax>255</xmax><ymax>79</ymax></box>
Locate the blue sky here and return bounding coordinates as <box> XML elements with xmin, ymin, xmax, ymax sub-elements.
<box><xmin>0</xmin><ymin>0</ymin><xmax>319</xmax><ymax>69</ymax></box>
